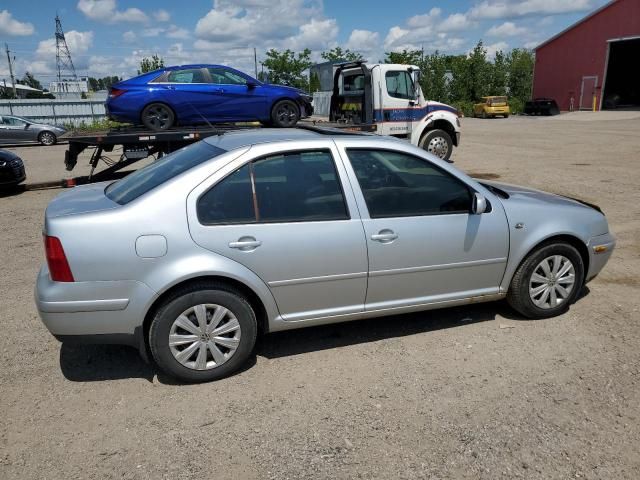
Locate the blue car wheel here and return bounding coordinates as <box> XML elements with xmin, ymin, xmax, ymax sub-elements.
<box><xmin>271</xmin><ymin>99</ymin><xmax>300</xmax><ymax>128</ymax></box>
<box><xmin>142</xmin><ymin>103</ymin><xmax>176</xmax><ymax>131</ymax></box>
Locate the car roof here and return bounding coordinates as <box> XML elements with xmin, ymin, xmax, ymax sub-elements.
<box><xmin>164</xmin><ymin>64</ymin><xmax>231</xmax><ymax>70</ymax></box>
<box><xmin>203</xmin><ymin>127</ymin><xmax>380</xmax><ymax>151</ymax></box>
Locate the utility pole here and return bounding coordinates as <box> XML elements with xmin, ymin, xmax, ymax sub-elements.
<box><xmin>254</xmin><ymin>47</ymin><xmax>258</xmax><ymax>79</ymax></box>
<box><xmin>5</xmin><ymin>43</ymin><xmax>17</xmax><ymax>98</ymax></box>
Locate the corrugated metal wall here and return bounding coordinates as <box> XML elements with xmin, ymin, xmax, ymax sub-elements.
<box><xmin>312</xmin><ymin>91</ymin><xmax>331</xmax><ymax>117</ymax></box>
<box><xmin>0</xmin><ymin>97</ymin><xmax>108</xmax><ymax>126</ymax></box>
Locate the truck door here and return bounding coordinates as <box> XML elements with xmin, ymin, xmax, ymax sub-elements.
<box><xmin>378</xmin><ymin>69</ymin><xmax>416</xmax><ymax>137</ymax></box>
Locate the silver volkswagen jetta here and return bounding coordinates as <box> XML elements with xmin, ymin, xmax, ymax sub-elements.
<box><xmin>35</xmin><ymin>128</ymin><xmax>615</xmax><ymax>382</ymax></box>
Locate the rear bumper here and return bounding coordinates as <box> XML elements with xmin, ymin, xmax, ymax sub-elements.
<box><xmin>34</xmin><ymin>265</ymin><xmax>157</xmax><ymax>340</ymax></box>
<box><xmin>586</xmin><ymin>232</ymin><xmax>616</xmax><ymax>282</ymax></box>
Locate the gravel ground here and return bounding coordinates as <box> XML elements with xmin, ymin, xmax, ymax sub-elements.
<box><xmin>1</xmin><ymin>113</ymin><xmax>639</xmax><ymax>479</ymax></box>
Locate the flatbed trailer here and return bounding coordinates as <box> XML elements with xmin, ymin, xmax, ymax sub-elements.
<box><xmin>62</xmin><ymin>121</ymin><xmax>376</xmax><ymax>183</ymax></box>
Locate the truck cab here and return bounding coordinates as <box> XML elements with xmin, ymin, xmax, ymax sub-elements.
<box><xmin>328</xmin><ymin>62</ymin><xmax>461</xmax><ymax>161</ymax></box>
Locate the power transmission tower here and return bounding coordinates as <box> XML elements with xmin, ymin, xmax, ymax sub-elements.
<box><xmin>4</xmin><ymin>43</ymin><xmax>17</xmax><ymax>98</ymax></box>
<box><xmin>55</xmin><ymin>14</ymin><xmax>78</xmax><ymax>82</ymax></box>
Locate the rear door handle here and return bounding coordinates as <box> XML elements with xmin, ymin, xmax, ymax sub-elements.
<box><xmin>212</xmin><ymin>88</ymin><xmax>225</xmax><ymax>93</ymax></box>
<box><xmin>228</xmin><ymin>237</ymin><xmax>262</xmax><ymax>250</ymax></box>
<box><xmin>371</xmin><ymin>230</ymin><xmax>398</xmax><ymax>243</ymax></box>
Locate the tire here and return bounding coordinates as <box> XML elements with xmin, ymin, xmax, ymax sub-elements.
<box><xmin>482</xmin><ymin>110</ymin><xmax>487</xmax><ymax>119</ymax></box>
<box><xmin>141</xmin><ymin>103</ymin><xmax>175</xmax><ymax>131</ymax></box>
<box><xmin>38</xmin><ymin>131</ymin><xmax>57</xmax><ymax>146</ymax></box>
<box><xmin>507</xmin><ymin>242</ymin><xmax>585</xmax><ymax>319</ymax></box>
<box><xmin>504</xmin><ymin>114</ymin><xmax>510</xmax><ymax>118</ymax></box>
<box><xmin>419</xmin><ymin>129</ymin><xmax>453</xmax><ymax>162</ymax></box>
<box><xmin>271</xmin><ymin>99</ymin><xmax>300</xmax><ymax>127</ymax></box>
<box><xmin>149</xmin><ymin>283</ymin><xmax>258</xmax><ymax>383</ymax></box>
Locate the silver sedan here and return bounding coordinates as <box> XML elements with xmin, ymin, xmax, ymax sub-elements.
<box><xmin>34</xmin><ymin>128</ymin><xmax>615</xmax><ymax>382</ymax></box>
<box><xmin>0</xmin><ymin>115</ymin><xmax>66</xmax><ymax>146</ymax></box>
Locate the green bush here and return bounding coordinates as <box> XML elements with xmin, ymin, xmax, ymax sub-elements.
<box><xmin>451</xmin><ymin>100</ymin><xmax>474</xmax><ymax>117</ymax></box>
<box><xmin>64</xmin><ymin>119</ymin><xmax>129</xmax><ymax>132</ymax></box>
<box><xmin>508</xmin><ymin>97</ymin><xmax>524</xmax><ymax>115</ymax></box>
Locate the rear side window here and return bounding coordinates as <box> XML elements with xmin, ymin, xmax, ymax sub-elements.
<box><xmin>197</xmin><ymin>150</ymin><xmax>349</xmax><ymax>225</ymax></box>
<box><xmin>346</xmin><ymin>149</ymin><xmax>471</xmax><ymax>217</ymax></box>
<box><xmin>167</xmin><ymin>68</ymin><xmax>206</xmax><ymax>83</ymax></box>
<box><xmin>106</xmin><ymin>142</ymin><xmax>226</xmax><ymax>205</ymax></box>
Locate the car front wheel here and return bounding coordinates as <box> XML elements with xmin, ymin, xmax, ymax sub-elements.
<box><xmin>507</xmin><ymin>242</ymin><xmax>585</xmax><ymax>319</ymax></box>
<box><xmin>271</xmin><ymin>99</ymin><xmax>300</xmax><ymax>127</ymax></box>
<box><xmin>38</xmin><ymin>131</ymin><xmax>57</xmax><ymax>146</ymax></box>
<box><xmin>149</xmin><ymin>283</ymin><xmax>258</xmax><ymax>382</ymax></box>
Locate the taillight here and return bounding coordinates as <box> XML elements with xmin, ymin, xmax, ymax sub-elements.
<box><xmin>109</xmin><ymin>88</ymin><xmax>126</xmax><ymax>99</ymax></box>
<box><xmin>44</xmin><ymin>235</ymin><xmax>74</xmax><ymax>282</ymax></box>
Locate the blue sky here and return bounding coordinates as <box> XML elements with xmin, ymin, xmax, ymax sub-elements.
<box><xmin>1</xmin><ymin>0</ymin><xmax>609</xmax><ymax>86</ymax></box>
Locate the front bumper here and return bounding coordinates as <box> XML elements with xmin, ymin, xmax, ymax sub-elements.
<box><xmin>586</xmin><ymin>232</ymin><xmax>616</xmax><ymax>282</ymax></box>
<box><xmin>35</xmin><ymin>265</ymin><xmax>157</xmax><ymax>343</ymax></box>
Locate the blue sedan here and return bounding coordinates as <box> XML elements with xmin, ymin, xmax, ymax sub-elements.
<box><xmin>106</xmin><ymin>64</ymin><xmax>314</xmax><ymax>130</ymax></box>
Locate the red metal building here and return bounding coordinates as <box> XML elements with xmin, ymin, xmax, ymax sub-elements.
<box><xmin>533</xmin><ymin>0</ymin><xmax>640</xmax><ymax>111</ymax></box>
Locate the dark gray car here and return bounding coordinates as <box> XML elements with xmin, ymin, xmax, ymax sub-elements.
<box><xmin>0</xmin><ymin>115</ymin><xmax>66</xmax><ymax>146</ymax></box>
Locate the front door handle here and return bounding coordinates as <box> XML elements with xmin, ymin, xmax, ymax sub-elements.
<box><xmin>228</xmin><ymin>237</ymin><xmax>262</xmax><ymax>251</ymax></box>
<box><xmin>371</xmin><ymin>229</ymin><xmax>398</xmax><ymax>243</ymax></box>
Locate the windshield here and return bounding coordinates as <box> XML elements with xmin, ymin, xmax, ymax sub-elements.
<box><xmin>105</xmin><ymin>141</ymin><xmax>227</xmax><ymax>205</ymax></box>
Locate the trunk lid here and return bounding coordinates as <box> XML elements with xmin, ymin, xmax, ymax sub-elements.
<box><xmin>45</xmin><ymin>182</ymin><xmax>119</xmax><ymax>219</ymax></box>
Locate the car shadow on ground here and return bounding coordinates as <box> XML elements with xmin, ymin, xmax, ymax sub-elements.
<box><xmin>58</xmin><ymin>292</ymin><xmax>590</xmax><ymax>384</ymax></box>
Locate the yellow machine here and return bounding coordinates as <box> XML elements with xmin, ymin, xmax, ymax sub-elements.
<box><xmin>473</xmin><ymin>96</ymin><xmax>510</xmax><ymax>118</ymax></box>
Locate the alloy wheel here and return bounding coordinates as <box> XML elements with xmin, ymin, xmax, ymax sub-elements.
<box><xmin>40</xmin><ymin>132</ymin><xmax>55</xmax><ymax>146</ymax></box>
<box><xmin>529</xmin><ymin>255</ymin><xmax>576</xmax><ymax>309</ymax></box>
<box><xmin>144</xmin><ymin>105</ymin><xmax>172</xmax><ymax>130</ymax></box>
<box><xmin>275</xmin><ymin>103</ymin><xmax>298</xmax><ymax>126</ymax></box>
<box><xmin>168</xmin><ymin>304</ymin><xmax>241</xmax><ymax>370</ymax></box>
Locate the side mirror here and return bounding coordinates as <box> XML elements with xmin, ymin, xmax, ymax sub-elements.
<box><xmin>472</xmin><ymin>192</ymin><xmax>488</xmax><ymax>214</ymax></box>
<box><xmin>247</xmin><ymin>81</ymin><xmax>258</xmax><ymax>89</ymax></box>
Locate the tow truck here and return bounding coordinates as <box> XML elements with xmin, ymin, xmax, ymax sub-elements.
<box><xmin>59</xmin><ymin>62</ymin><xmax>460</xmax><ymax>186</ymax></box>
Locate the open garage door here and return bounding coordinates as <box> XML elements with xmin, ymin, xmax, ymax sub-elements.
<box><xmin>602</xmin><ymin>37</ymin><xmax>640</xmax><ymax>110</ymax></box>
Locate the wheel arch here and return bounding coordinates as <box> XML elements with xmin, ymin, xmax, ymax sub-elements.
<box><xmin>412</xmin><ymin>116</ymin><xmax>459</xmax><ymax>147</ymax></box>
<box><xmin>503</xmin><ymin>233</ymin><xmax>590</xmax><ymax>292</ymax></box>
<box><xmin>270</xmin><ymin>96</ymin><xmax>301</xmax><ymax>116</ymax></box>
<box><xmin>141</xmin><ymin>275</ymin><xmax>270</xmax><ymax>360</ymax></box>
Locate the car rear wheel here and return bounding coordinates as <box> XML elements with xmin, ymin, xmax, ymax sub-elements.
<box><xmin>419</xmin><ymin>129</ymin><xmax>453</xmax><ymax>162</ymax></box>
<box><xmin>482</xmin><ymin>110</ymin><xmax>488</xmax><ymax>119</ymax></box>
<box><xmin>141</xmin><ymin>103</ymin><xmax>175</xmax><ymax>130</ymax></box>
<box><xmin>149</xmin><ymin>283</ymin><xmax>257</xmax><ymax>382</ymax></box>
<box><xmin>507</xmin><ymin>242</ymin><xmax>584</xmax><ymax>319</ymax></box>
<box><xmin>271</xmin><ymin>99</ymin><xmax>300</xmax><ymax>127</ymax></box>
<box><xmin>38</xmin><ymin>131</ymin><xmax>57</xmax><ymax>146</ymax></box>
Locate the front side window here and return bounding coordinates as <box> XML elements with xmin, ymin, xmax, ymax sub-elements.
<box><xmin>208</xmin><ymin>68</ymin><xmax>247</xmax><ymax>85</ymax></box>
<box><xmin>167</xmin><ymin>68</ymin><xmax>207</xmax><ymax>83</ymax></box>
<box><xmin>197</xmin><ymin>150</ymin><xmax>349</xmax><ymax>225</ymax></box>
<box><xmin>385</xmin><ymin>71</ymin><xmax>414</xmax><ymax>100</ymax></box>
<box><xmin>346</xmin><ymin>149</ymin><xmax>471</xmax><ymax>218</ymax></box>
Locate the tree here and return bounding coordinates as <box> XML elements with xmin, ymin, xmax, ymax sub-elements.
<box><xmin>466</xmin><ymin>41</ymin><xmax>490</xmax><ymax>101</ymax></box>
<box><xmin>321</xmin><ymin>47</ymin><xmax>363</xmax><ymax>62</ymax></box>
<box><xmin>384</xmin><ymin>49</ymin><xmax>422</xmax><ymax>65</ymax></box>
<box><xmin>420</xmin><ymin>51</ymin><xmax>449</xmax><ymax>103</ymax></box>
<box><xmin>21</xmin><ymin>72</ymin><xmax>42</xmax><ymax>91</ymax></box>
<box><xmin>262</xmin><ymin>48</ymin><xmax>312</xmax><ymax>90</ymax></box>
<box><xmin>507</xmin><ymin>48</ymin><xmax>535</xmax><ymax>103</ymax></box>
<box><xmin>489</xmin><ymin>50</ymin><xmax>508</xmax><ymax>96</ymax></box>
<box><xmin>309</xmin><ymin>71</ymin><xmax>321</xmax><ymax>93</ymax></box>
<box><xmin>138</xmin><ymin>55</ymin><xmax>165</xmax><ymax>75</ymax></box>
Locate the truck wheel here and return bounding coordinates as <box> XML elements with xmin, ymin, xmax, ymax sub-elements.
<box><xmin>420</xmin><ymin>129</ymin><xmax>453</xmax><ymax>162</ymax></box>
<box><xmin>271</xmin><ymin>100</ymin><xmax>300</xmax><ymax>127</ymax></box>
<box><xmin>141</xmin><ymin>103</ymin><xmax>175</xmax><ymax>131</ymax></box>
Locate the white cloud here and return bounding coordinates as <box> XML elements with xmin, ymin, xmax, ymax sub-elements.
<box><xmin>122</xmin><ymin>31</ymin><xmax>136</xmax><ymax>42</ymax></box>
<box><xmin>487</xmin><ymin>21</ymin><xmax>528</xmax><ymax>36</ymax></box>
<box><xmin>287</xmin><ymin>18</ymin><xmax>339</xmax><ymax>51</ymax></box>
<box><xmin>153</xmin><ymin>9</ymin><xmax>170</xmax><ymax>22</ymax></box>
<box><xmin>0</xmin><ymin>9</ymin><xmax>35</xmax><ymax>36</ymax></box>
<box><xmin>166</xmin><ymin>25</ymin><xmax>190</xmax><ymax>39</ymax></box>
<box><xmin>36</xmin><ymin>30</ymin><xmax>94</xmax><ymax>58</ymax></box>
<box><xmin>77</xmin><ymin>0</ymin><xmax>148</xmax><ymax>23</ymax></box>
<box><xmin>385</xmin><ymin>8</ymin><xmax>473</xmax><ymax>53</ymax></box>
<box><xmin>345</xmin><ymin>29</ymin><xmax>380</xmax><ymax>51</ymax></box>
<box><xmin>142</xmin><ymin>27</ymin><xmax>164</xmax><ymax>37</ymax></box>
<box><xmin>484</xmin><ymin>41</ymin><xmax>509</xmax><ymax>58</ymax></box>
<box><xmin>469</xmin><ymin>0</ymin><xmax>594</xmax><ymax>19</ymax></box>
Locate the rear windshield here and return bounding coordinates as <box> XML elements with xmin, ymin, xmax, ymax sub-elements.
<box><xmin>105</xmin><ymin>141</ymin><xmax>226</xmax><ymax>205</ymax></box>
<box><xmin>489</xmin><ymin>97</ymin><xmax>507</xmax><ymax>105</ymax></box>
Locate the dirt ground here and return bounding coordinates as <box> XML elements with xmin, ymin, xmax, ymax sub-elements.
<box><xmin>1</xmin><ymin>113</ymin><xmax>639</xmax><ymax>479</ymax></box>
